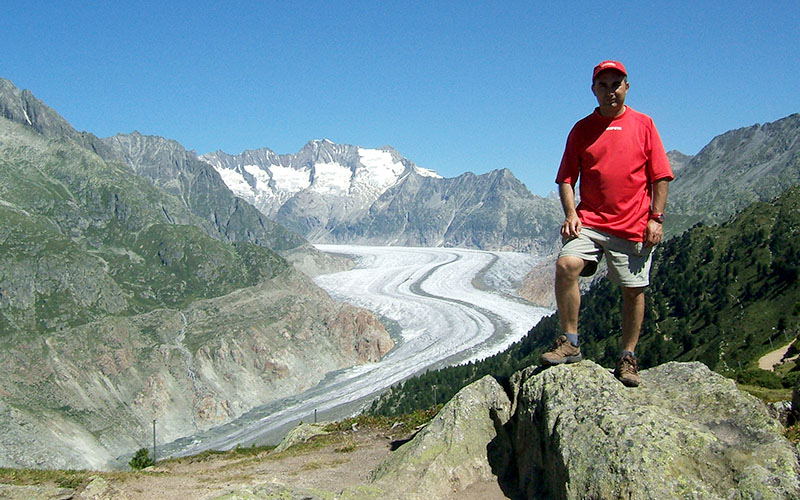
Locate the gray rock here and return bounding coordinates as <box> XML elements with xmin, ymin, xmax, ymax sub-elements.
<box><xmin>370</xmin><ymin>375</ymin><xmax>514</xmax><ymax>499</ymax></box>
<box><xmin>271</xmin><ymin>422</ymin><xmax>330</xmax><ymax>454</ymax></box>
<box><xmin>197</xmin><ymin>361</ymin><xmax>800</xmax><ymax>500</ymax></box>
<box><xmin>769</xmin><ymin>400</ymin><xmax>794</xmax><ymax>427</ymax></box>
<box><xmin>80</xmin><ymin>476</ymin><xmax>131</xmax><ymax>500</ymax></box>
<box><xmin>512</xmin><ymin>361</ymin><xmax>799</xmax><ymax>499</ymax></box>
<box><xmin>209</xmin><ymin>483</ymin><xmax>333</xmax><ymax>500</ymax></box>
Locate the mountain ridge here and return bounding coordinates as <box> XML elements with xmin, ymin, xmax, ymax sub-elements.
<box><xmin>204</xmin><ymin>140</ymin><xmax>562</xmax><ymax>252</ymax></box>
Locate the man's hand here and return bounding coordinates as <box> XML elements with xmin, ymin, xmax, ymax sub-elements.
<box><xmin>561</xmin><ymin>214</ymin><xmax>582</xmax><ymax>239</ymax></box>
<box><xmin>644</xmin><ymin>219</ymin><xmax>663</xmax><ymax>247</ymax></box>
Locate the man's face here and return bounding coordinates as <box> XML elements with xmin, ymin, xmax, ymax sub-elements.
<box><xmin>592</xmin><ymin>70</ymin><xmax>629</xmax><ymax>117</ymax></box>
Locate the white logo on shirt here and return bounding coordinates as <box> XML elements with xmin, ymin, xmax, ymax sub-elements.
<box><xmin>606</xmin><ymin>126</ymin><xmax>623</xmax><ymax>131</ymax></box>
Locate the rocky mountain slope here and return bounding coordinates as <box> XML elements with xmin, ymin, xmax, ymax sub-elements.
<box><xmin>100</xmin><ymin>132</ymin><xmax>306</xmax><ymax>253</ymax></box>
<box><xmin>328</xmin><ymin>167</ymin><xmax>562</xmax><ymax>253</ymax></box>
<box><xmin>203</xmin><ymin>141</ymin><xmax>440</xmax><ymax>229</ymax></box>
<box><xmin>0</xmin><ymin>77</ymin><xmax>346</xmax><ymax>276</ymax></box>
<box><xmin>0</xmin><ymin>79</ymin><xmax>393</xmax><ymax>470</ymax></box>
<box><xmin>667</xmin><ymin>113</ymin><xmax>800</xmax><ymax>233</ymax></box>
<box><xmin>203</xmin><ymin>142</ymin><xmax>562</xmax><ymax>253</ymax></box>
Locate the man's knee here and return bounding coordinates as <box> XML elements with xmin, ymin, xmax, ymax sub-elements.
<box><xmin>556</xmin><ymin>256</ymin><xmax>585</xmax><ymax>281</ymax></box>
<box><xmin>621</xmin><ymin>286</ymin><xmax>646</xmax><ymax>301</ymax></box>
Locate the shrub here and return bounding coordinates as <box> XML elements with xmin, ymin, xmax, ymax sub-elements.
<box><xmin>129</xmin><ymin>448</ymin><xmax>155</xmax><ymax>470</ymax></box>
<box><xmin>735</xmin><ymin>368</ymin><xmax>783</xmax><ymax>389</ymax></box>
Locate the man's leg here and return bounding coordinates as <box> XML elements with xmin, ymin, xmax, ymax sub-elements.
<box><xmin>620</xmin><ymin>286</ymin><xmax>646</xmax><ymax>352</ymax></box>
<box><xmin>555</xmin><ymin>255</ymin><xmax>586</xmax><ymax>334</ymax></box>
<box><xmin>541</xmin><ymin>255</ymin><xmax>586</xmax><ymax>366</ymax></box>
<box><xmin>617</xmin><ymin>286</ymin><xmax>646</xmax><ymax>387</ymax></box>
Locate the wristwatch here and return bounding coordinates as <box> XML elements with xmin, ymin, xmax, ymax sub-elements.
<box><xmin>649</xmin><ymin>212</ymin><xmax>665</xmax><ymax>223</ymax></box>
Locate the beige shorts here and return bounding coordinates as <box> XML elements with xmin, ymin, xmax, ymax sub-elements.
<box><xmin>559</xmin><ymin>227</ymin><xmax>653</xmax><ymax>287</ymax></box>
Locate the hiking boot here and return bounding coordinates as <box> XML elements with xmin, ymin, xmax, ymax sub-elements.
<box><xmin>615</xmin><ymin>354</ymin><xmax>642</xmax><ymax>387</ymax></box>
<box><xmin>541</xmin><ymin>335</ymin><xmax>582</xmax><ymax>366</ymax></box>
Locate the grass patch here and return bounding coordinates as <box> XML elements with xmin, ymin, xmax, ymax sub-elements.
<box><xmin>0</xmin><ymin>468</ymin><xmax>89</xmax><ymax>490</ymax></box>
<box><xmin>300</xmin><ymin>462</ymin><xmax>324</xmax><ymax>471</ymax></box>
<box><xmin>736</xmin><ymin>383</ymin><xmax>793</xmax><ymax>403</ymax></box>
<box><xmin>160</xmin><ymin>443</ymin><xmax>275</xmax><ymax>466</ymax></box>
<box><xmin>300</xmin><ymin>458</ymin><xmax>347</xmax><ymax>472</ymax></box>
<box><xmin>325</xmin><ymin>406</ymin><xmax>441</xmax><ymax>435</ymax></box>
<box><xmin>335</xmin><ymin>443</ymin><xmax>358</xmax><ymax>453</ymax></box>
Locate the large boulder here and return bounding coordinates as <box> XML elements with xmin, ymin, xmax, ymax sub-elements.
<box><xmin>271</xmin><ymin>422</ymin><xmax>330</xmax><ymax>454</ymax></box>
<box><xmin>512</xmin><ymin>361</ymin><xmax>799</xmax><ymax>499</ymax></box>
<box><xmin>370</xmin><ymin>375</ymin><xmax>515</xmax><ymax>499</ymax></box>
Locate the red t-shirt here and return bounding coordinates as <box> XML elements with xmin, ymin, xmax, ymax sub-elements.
<box><xmin>555</xmin><ymin>106</ymin><xmax>674</xmax><ymax>242</ymax></box>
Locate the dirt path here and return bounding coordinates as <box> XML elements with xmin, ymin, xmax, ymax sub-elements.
<box><xmin>87</xmin><ymin>429</ymin><xmax>392</xmax><ymax>499</ymax></box>
<box><xmin>758</xmin><ymin>341</ymin><xmax>795</xmax><ymax>371</ymax></box>
<box><xmin>65</xmin><ymin>425</ymin><xmax>509</xmax><ymax>500</ymax></box>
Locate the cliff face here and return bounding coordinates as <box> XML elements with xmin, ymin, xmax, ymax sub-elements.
<box><xmin>100</xmin><ymin>132</ymin><xmax>308</xmax><ymax>253</ymax></box>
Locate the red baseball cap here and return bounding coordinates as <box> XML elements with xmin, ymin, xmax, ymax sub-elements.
<box><xmin>592</xmin><ymin>60</ymin><xmax>627</xmax><ymax>80</ymax></box>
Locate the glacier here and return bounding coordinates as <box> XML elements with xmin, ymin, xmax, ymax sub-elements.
<box><xmin>154</xmin><ymin>245</ymin><xmax>551</xmax><ymax>460</ymax></box>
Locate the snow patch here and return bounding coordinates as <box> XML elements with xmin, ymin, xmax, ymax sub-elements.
<box><xmin>311</xmin><ymin>162</ymin><xmax>352</xmax><ymax>195</ymax></box>
<box><xmin>356</xmin><ymin>148</ymin><xmax>407</xmax><ymax>192</ymax></box>
<box><xmin>214</xmin><ymin>167</ymin><xmax>253</xmax><ymax>199</ymax></box>
<box><xmin>269</xmin><ymin>165</ymin><xmax>311</xmax><ymax>193</ymax></box>
<box><xmin>414</xmin><ymin>165</ymin><xmax>442</xmax><ymax>178</ymax></box>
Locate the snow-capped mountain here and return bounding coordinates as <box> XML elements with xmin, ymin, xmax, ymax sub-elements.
<box><xmin>203</xmin><ymin>140</ymin><xmax>562</xmax><ymax>252</ymax></box>
<box><xmin>202</xmin><ymin>140</ymin><xmax>440</xmax><ymax>240</ymax></box>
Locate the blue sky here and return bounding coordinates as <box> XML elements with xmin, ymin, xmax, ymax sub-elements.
<box><xmin>3</xmin><ymin>1</ymin><xmax>798</xmax><ymax>195</ymax></box>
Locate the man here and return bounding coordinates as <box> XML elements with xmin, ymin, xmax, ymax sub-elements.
<box><xmin>540</xmin><ymin>60</ymin><xmax>673</xmax><ymax>387</ymax></box>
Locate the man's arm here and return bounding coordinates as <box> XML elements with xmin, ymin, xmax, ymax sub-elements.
<box><xmin>559</xmin><ymin>182</ymin><xmax>581</xmax><ymax>239</ymax></box>
<box><xmin>644</xmin><ymin>178</ymin><xmax>670</xmax><ymax>247</ymax></box>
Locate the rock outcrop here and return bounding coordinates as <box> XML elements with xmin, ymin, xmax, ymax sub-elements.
<box><xmin>370</xmin><ymin>361</ymin><xmax>799</xmax><ymax>499</ymax></box>
<box><xmin>370</xmin><ymin>375</ymin><xmax>514</xmax><ymax>499</ymax></box>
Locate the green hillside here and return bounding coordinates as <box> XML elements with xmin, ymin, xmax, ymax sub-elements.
<box><xmin>0</xmin><ymin>115</ymin><xmax>287</xmax><ymax>338</ymax></box>
<box><xmin>370</xmin><ymin>186</ymin><xmax>800</xmax><ymax>416</ymax></box>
